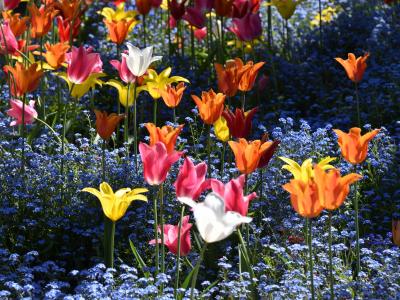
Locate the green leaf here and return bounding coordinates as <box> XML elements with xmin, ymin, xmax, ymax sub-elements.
<box><xmin>129</xmin><ymin>239</ymin><xmax>150</xmax><ymax>278</ymax></box>
<box><xmin>181</xmin><ymin>265</ymin><xmax>196</xmax><ymax>290</ymax></box>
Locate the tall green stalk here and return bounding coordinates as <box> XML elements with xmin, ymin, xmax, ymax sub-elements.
<box><xmin>190</xmin><ymin>242</ymin><xmax>208</xmax><ymax>300</ymax></box>
<box><xmin>153</xmin><ymin>186</ymin><xmax>160</xmax><ymax>276</ymax></box>
<box><xmin>308</xmin><ymin>218</ymin><xmax>315</xmax><ymax>300</ymax></box>
<box><xmin>354</xmin><ymin>83</ymin><xmax>361</xmax><ymax>127</ymax></box>
<box><xmin>328</xmin><ymin>212</ymin><xmax>334</xmax><ymax>300</ymax></box>
<box><xmin>159</xmin><ymin>184</ymin><xmax>165</xmax><ymax>277</ymax></box>
<box><xmin>133</xmin><ymin>83</ymin><xmax>138</xmax><ymax>171</ymax></box>
<box><xmin>353</xmin><ymin>165</ymin><xmax>360</xmax><ymax>279</ymax></box>
<box><xmin>174</xmin><ymin>206</ymin><xmax>185</xmax><ymax>297</ymax></box>
<box><xmin>124</xmin><ymin>83</ymin><xmax>131</xmax><ymax>158</ymax></box>
<box><xmin>206</xmin><ymin>124</ymin><xmax>212</xmax><ymax>177</ymax></box>
<box><xmin>104</xmin><ymin>218</ymin><xmax>115</xmax><ymax>268</ymax></box>
<box><xmin>153</xmin><ymin>99</ymin><xmax>158</xmax><ymax>125</ymax></box>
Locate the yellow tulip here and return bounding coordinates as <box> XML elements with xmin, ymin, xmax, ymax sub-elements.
<box><xmin>13</xmin><ymin>52</ymin><xmax>56</xmax><ymax>71</ymax></box>
<box><xmin>144</xmin><ymin>67</ymin><xmax>189</xmax><ymax>100</ymax></box>
<box><xmin>269</xmin><ymin>0</ymin><xmax>303</xmax><ymax>20</ymax></box>
<box><xmin>213</xmin><ymin>116</ymin><xmax>230</xmax><ymax>142</ymax></box>
<box><xmin>58</xmin><ymin>72</ymin><xmax>105</xmax><ymax>98</ymax></box>
<box><xmin>279</xmin><ymin>156</ymin><xmax>336</xmax><ymax>183</ymax></box>
<box><xmin>82</xmin><ymin>182</ymin><xmax>148</xmax><ymax>222</ymax></box>
<box><xmin>106</xmin><ymin>80</ymin><xmax>147</xmax><ymax>108</ymax></box>
<box><xmin>98</xmin><ymin>3</ymin><xmax>138</xmax><ymax>29</ymax></box>
<box><xmin>310</xmin><ymin>6</ymin><xmax>341</xmax><ymax>27</ymax></box>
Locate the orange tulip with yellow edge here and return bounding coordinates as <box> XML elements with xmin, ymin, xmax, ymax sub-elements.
<box><xmin>145</xmin><ymin>122</ymin><xmax>184</xmax><ymax>153</ymax></box>
<box><xmin>94</xmin><ymin>110</ymin><xmax>125</xmax><ymax>140</ymax></box>
<box><xmin>191</xmin><ymin>89</ymin><xmax>225</xmax><ymax>125</ymax></box>
<box><xmin>228</xmin><ymin>138</ymin><xmax>274</xmax><ymax>174</ymax></box>
<box><xmin>335</xmin><ymin>53</ymin><xmax>369</xmax><ymax>83</ymax></box>
<box><xmin>4</xmin><ymin>62</ymin><xmax>43</xmax><ymax>97</ymax></box>
<box><xmin>104</xmin><ymin>19</ymin><xmax>138</xmax><ymax>45</ymax></box>
<box><xmin>44</xmin><ymin>42</ymin><xmax>69</xmax><ymax>69</ymax></box>
<box><xmin>333</xmin><ymin>127</ymin><xmax>380</xmax><ymax>164</ymax></box>
<box><xmin>28</xmin><ymin>3</ymin><xmax>59</xmax><ymax>38</ymax></box>
<box><xmin>160</xmin><ymin>82</ymin><xmax>186</xmax><ymax>108</ymax></box>
<box><xmin>313</xmin><ymin>165</ymin><xmax>362</xmax><ymax>210</ymax></box>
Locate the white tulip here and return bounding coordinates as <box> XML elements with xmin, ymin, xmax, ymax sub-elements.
<box><xmin>123</xmin><ymin>43</ymin><xmax>162</xmax><ymax>77</ymax></box>
<box><xmin>179</xmin><ymin>193</ymin><xmax>252</xmax><ymax>243</ymax></box>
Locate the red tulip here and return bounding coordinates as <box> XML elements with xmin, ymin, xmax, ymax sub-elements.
<box><xmin>66</xmin><ymin>45</ymin><xmax>103</xmax><ymax>84</ymax></box>
<box><xmin>174</xmin><ymin>157</ymin><xmax>211</xmax><ymax>201</ymax></box>
<box><xmin>169</xmin><ymin>0</ymin><xmax>187</xmax><ymax>21</ymax></box>
<box><xmin>139</xmin><ymin>142</ymin><xmax>183</xmax><ymax>186</ymax></box>
<box><xmin>149</xmin><ymin>215</ymin><xmax>192</xmax><ymax>256</ymax></box>
<box><xmin>4</xmin><ymin>0</ymin><xmax>21</xmax><ymax>10</ymax></box>
<box><xmin>229</xmin><ymin>11</ymin><xmax>262</xmax><ymax>42</ymax></box>
<box><xmin>183</xmin><ymin>7</ymin><xmax>206</xmax><ymax>28</ymax></box>
<box><xmin>222</xmin><ymin>107</ymin><xmax>257</xmax><ymax>139</ymax></box>
<box><xmin>210</xmin><ymin>175</ymin><xmax>257</xmax><ymax>216</ymax></box>
<box><xmin>194</xmin><ymin>27</ymin><xmax>207</xmax><ymax>41</ymax></box>
<box><xmin>136</xmin><ymin>0</ymin><xmax>152</xmax><ymax>15</ymax></box>
<box><xmin>57</xmin><ymin>16</ymin><xmax>81</xmax><ymax>43</ymax></box>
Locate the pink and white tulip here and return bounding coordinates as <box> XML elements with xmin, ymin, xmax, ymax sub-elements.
<box><xmin>66</xmin><ymin>46</ymin><xmax>103</xmax><ymax>84</ymax></box>
<box><xmin>110</xmin><ymin>54</ymin><xmax>136</xmax><ymax>83</ymax></box>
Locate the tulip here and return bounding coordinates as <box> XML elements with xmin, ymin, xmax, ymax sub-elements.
<box><xmin>238</xmin><ymin>60</ymin><xmax>265</xmax><ymax>92</ymax></box>
<box><xmin>6</xmin><ymin>99</ymin><xmax>38</xmax><ymax>126</ymax></box>
<box><xmin>231</xmin><ymin>0</ymin><xmax>260</xmax><ymax>18</ymax></box>
<box><xmin>213</xmin><ymin>116</ymin><xmax>230</xmax><ymax>142</ymax></box>
<box><xmin>2</xmin><ymin>12</ymin><xmax>29</xmax><ymax>38</ymax></box>
<box><xmin>257</xmin><ymin>136</ymin><xmax>280</xmax><ymax>169</ymax></box>
<box><xmin>160</xmin><ymin>82</ymin><xmax>186</xmax><ymax>108</ymax></box>
<box><xmin>104</xmin><ymin>19</ymin><xmax>138</xmax><ymax>45</ymax></box>
<box><xmin>44</xmin><ymin>42</ymin><xmax>69</xmax><ymax>69</ymax></box>
<box><xmin>28</xmin><ymin>4</ymin><xmax>59</xmax><ymax>38</ymax></box>
<box><xmin>110</xmin><ymin>55</ymin><xmax>136</xmax><ymax>83</ymax></box>
<box><xmin>173</xmin><ymin>157</ymin><xmax>211</xmax><ymax>201</ymax></box>
<box><xmin>136</xmin><ymin>0</ymin><xmax>152</xmax><ymax>15</ymax></box>
<box><xmin>4</xmin><ymin>0</ymin><xmax>21</xmax><ymax>10</ymax></box>
<box><xmin>66</xmin><ymin>46</ymin><xmax>103</xmax><ymax>84</ymax></box>
<box><xmin>282</xmin><ymin>179</ymin><xmax>322</xmax><ymax>218</ymax></box>
<box><xmin>211</xmin><ymin>175</ymin><xmax>257</xmax><ymax>216</ymax></box>
<box><xmin>270</xmin><ymin>0</ymin><xmax>302</xmax><ymax>20</ymax></box>
<box><xmin>59</xmin><ymin>72</ymin><xmax>105</xmax><ymax>98</ymax></box>
<box><xmin>55</xmin><ymin>0</ymin><xmax>82</xmax><ymax>20</ymax></box>
<box><xmin>214</xmin><ymin>0</ymin><xmax>233</xmax><ymax>17</ymax></box>
<box><xmin>194</xmin><ymin>27</ymin><xmax>207</xmax><ymax>41</ymax></box>
<box><xmin>392</xmin><ymin>220</ymin><xmax>400</xmax><ymax>246</ymax></box>
<box><xmin>279</xmin><ymin>156</ymin><xmax>336</xmax><ymax>183</ymax></box>
<box><xmin>333</xmin><ymin>127</ymin><xmax>380</xmax><ymax>165</ymax></box>
<box><xmin>214</xmin><ymin>58</ymin><xmax>249</xmax><ymax>97</ymax></box>
<box><xmin>229</xmin><ymin>12</ymin><xmax>262</xmax><ymax>42</ymax></box>
<box><xmin>183</xmin><ymin>7</ymin><xmax>206</xmax><ymax>29</ymax></box>
<box><xmin>106</xmin><ymin>80</ymin><xmax>146</xmax><ymax>107</ymax></box>
<box><xmin>94</xmin><ymin>110</ymin><xmax>125</xmax><ymax>140</ymax></box>
<box><xmin>139</xmin><ymin>141</ymin><xmax>183</xmax><ymax>186</ymax></box>
<box><xmin>99</xmin><ymin>2</ymin><xmax>138</xmax><ymax>22</ymax></box>
<box><xmin>222</xmin><ymin>107</ymin><xmax>257</xmax><ymax>139</ymax></box>
<box><xmin>195</xmin><ymin>0</ymin><xmax>213</xmax><ymax>11</ymax></box>
<box><xmin>228</xmin><ymin>138</ymin><xmax>273</xmax><ymax>174</ymax></box>
<box><xmin>191</xmin><ymin>89</ymin><xmax>226</xmax><ymax>125</ymax></box>
<box><xmin>169</xmin><ymin>0</ymin><xmax>187</xmax><ymax>21</ymax></box>
<box><xmin>4</xmin><ymin>62</ymin><xmax>43</xmax><ymax>97</ymax></box>
<box><xmin>82</xmin><ymin>182</ymin><xmax>148</xmax><ymax>222</ymax></box>
<box><xmin>57</xmin><ymin>16</ymin><xmax>81</xmax><ymax>43</ymax></box>
<box><xmin>335</xmin><ymin>53</ymin><xmax>369</xmax><ymax>83</ymax></box>
<box><xmin>179</xmin><ymin>192</ymin><xmax>252</xmax><ymax>243</ymax></box>
<box><xmin>0</xmin><ymin>21</ymin><xmax>18</xmax><ymax>55</ymax></box>
<box><xmin>313</xmin><ymin>165</ymin><xmax>362</xmax><ymax>210</ymax></box>
<box><xmin>149</xmin><ymin>216</ymin><xmax>192</xmax><ymax>256</ymax></box>
<box><xmin>145</xmin><ymin>123</ymin><xmax>184</xmax><ymax>153</ymax></box>
<box><xmin>144</xmin><ymin>67</ymin><xmax>189</xmax><ymax>100</ymax></box>
<box><xmin>123</xmin><ymin>44</ymin><xmax>162</xmax><ymax>77</ymax></box>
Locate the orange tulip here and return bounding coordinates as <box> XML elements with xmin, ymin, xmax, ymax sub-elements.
<box><xmin>104</xmin><ymin>19</ymin><xmax>135</xmax><ymax>45</ymax></box>
<box><xmin>44</xmin><ymin>42</ymin><xmax>69</xmax><ymax>69</ymax></box>
<box><xmin>228</xmin><ymin>138</ymin><xmax>274</xmax><ymax>174</ymax></box>
<box><xmin>314</xmin><ymin>165</ymin><xmax>362</xmax><ymax>210</ymax></box>
<box><xmin>238</xmin><ymin>60</ymin><xmax>265</xmax><ymax>92</ymax></box>
<box><xmin>333</xmin><ymin>127</ymin><xmax>380</xmax><ymax>164</ymax></box>
<box><xmin>145</xmin><ymin>123</ymin><xmax>184</xmax><ymax>153</ymax></box>
<box><xmin>282</xmin><ymin>179</ymin><xmax>323</xmax><ymax>218</ymax></box>
<box><xmin>160</xmin><ymin>82</ymin><xmax>186</xmax><ymax>108</ymax></box>
<box><xmin>191</xmin><ymin>89</ymin><xmax>225</xmax><ymax>125</ymax></box>
<box><xmin>94</xmin><ymin>110</ymin><xmax>125</xmax><ymax>140</ymax></box>
<box><xmin>335</xmin><ymin>53</ymin><xmax>369</xmax><ymax>83</ymax></box>
<box><xmin>2</xmin><ymin>12</ymin><xmax>30</xmax><ymax>37</ymax></box>
<box><xmin>214</xmin><ymin>58</ymin><xmax>250</xmax><ymax>97</ymax></box>
<box><xmin>29</xmin><ymin>4</ymin><xmax>59</xmax><ymax>38</ymax></box>
<box><xmin>55</xmin><ymin>0</ymin><xmax>82</xmax><ymax>20</ymax></box>
<box><xmin>3</xmin><ymin>62</ymin><xmax>43</xmax><ymax>97</ymax></box>
<box><xmin>392</xmin><ymin>220</ymin><xmax>400</xmax><ymax>246</ymax></box>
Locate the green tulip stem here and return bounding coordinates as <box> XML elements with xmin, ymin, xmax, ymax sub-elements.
<box><xmin>101</xmin><ymin>139</ymin><xmax>106</xmax><ymax>182</ymax></box>
<box><xmin>20</xmin><ymin>95</ymin><xmax>26</xmax><ymax>176</ymax></box>
<box><xmin>160</xmin><ymin>184</ymin><xmax>165</xmax><ymax>279</ymax></box>
<box><xmin>153</xmin><ymin>99</ymin><xmax>158</xmax><ymax>125</ymax></box>
<box><xmin>133</xmin><ymin>82</ymin><xmax>138</xmax><ymax>171</ymax></box>
<box><xmin>104</xmin><ymin>217</ymin><xmax>115</xmax><ymax>268</ymax></box>
<box><xmin>174</xmin><ymin>205</ymin><xmax>185</xmax><ymax>297</ymax></box>
<box><xmin>220</xmin><ymin>142</ymin><xmax>226</xmax><ymax>177</ymax></box>
<box><xmin>354</xmin><ymin>83</ymin><xmax>361</xmax><ymax>127</ymax></box>
<box><xmin>328</xmin><ymin>211</ymin><xmax>334</xmax><ymax>300</ymax></box>
<box><xmin>308</xmin><ymin>218</ymin><xmax>315</xmax><ymax>300</ymax></box>
<box><xmin>153</xmin><ymin>186</ymin><xmax>160</xmax><ymax>277</ymax></box>
<box><xmin>190</xmin><ymin>242</ymin><xmax>208</xmax><ymax>300</ymax></box>
<box><xmin>353</xmin><ymin>165</ymin><xmax>361</xmax><ymax>279</ymax></box>
<box><xmin>124</xmin><ymin>83</ymin><xmax>130</xmax><ymax>158</ymax></box>
<box><xmin>206</xmin><ymin>124</ymin><xmax>212</xmax><ymax>177</ymax></box>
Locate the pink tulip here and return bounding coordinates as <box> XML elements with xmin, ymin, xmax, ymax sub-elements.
<box><xmin>195</xmin><ymin>0</ymin><xmax>213</xmax><ymax>11</ymax></box>
<box><xmin>210</xmin><ymin>175</ymin><xmax>257</xmax><ymax>216</ymax></box>
<box><xmin>229</xmin><ymin>12</ymin><xmax>262</xmax><ymax>42</ymax></box>
<box><xmin>149</xmin><ymin>215</ymin><xmax>192</xmax><ymax>256</ymax></box>
<box><xmin>6</xmin><ymin>99</ymin><xmax>38</xmax><ymax>126</ymax></box>
<box><xmin>174</xmin><ymin>157</ymin><xmax>211</xmax><ymax>201</ymax></box>
<box><xmin>183</xmin><ymin>7</ymin><xmax>206</xmax><ymax>28</ymax></box>
<box><xmin>194</xmin><ymin>27</ymin><xmax>207</xmax><ymax>41</ymax></box>
<box><xmin>169</xmin><ymin>15</ymin><xmax>177</xmax><ymax>28</ymax></box>
<box><xmin>110</xmin><ymin>54</ymin><xmax>136</xmax><ymax>83</ymax></box>
<box><xmin>0</xmin><ymin>21</ymin><xmax>18</xmax><ymax>55</ymax></box>
<box><xmin>139</xmin><ymin>142</ymin><xmax>183</xmax><ymax>186</ymax></box>
<box><xmin>66</xmin><ymin>46</ymin><xmax>103</xmax><ymax>84</ymax></box>
<box><xmin>5</xmin><ymin>0</ymin><xmax>21</xmax><ymax>10</ymax></box>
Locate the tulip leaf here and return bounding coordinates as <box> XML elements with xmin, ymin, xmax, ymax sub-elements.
<box><xmin>129</xmin><ymin>239</ymin><xmax>150</xmax><ymax>278</ymax></box>
<box><xmin>181</xmin><ymin>265</ymin><xmax>196</xmax><ymax>290</ymax></box>
<box><xmin>200</xmin><ymin>279</ymin><xmax>220</xmax><ymax>297</ymax></box>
